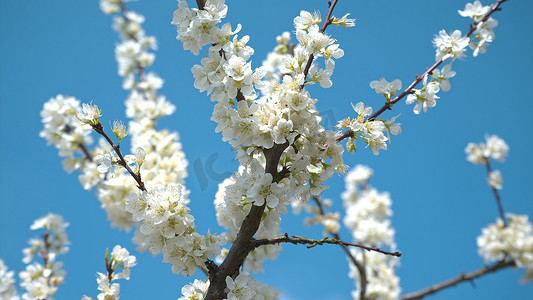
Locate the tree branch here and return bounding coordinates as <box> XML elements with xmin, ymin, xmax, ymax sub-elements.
<box><xmin>91</xmin><ymin>121</ymin><xmax>147</xmax><ymax>192</ymax></box>
<box><xmin>196</xmin><ymin>0</ymin><xmax>205</xmax><ymax>10</ymax></box>
<box><xmin>400</xmin><ymin>260</ymin><xmax>515</xmax><ymax>300</ymax></box>
<box><xmin>312</xmin><ymin>195</ymin><xmax>369</xmax><ymax>300</ymax></box>
<box><xmin>197</xmin><ymin>1</ymin><xmax>342</xmax><ymax>298</ymax></box>
<box><xmin>336</xmin><ymin>0</ymin><xmax>509</xmax><ymax>143</ymax></box>
<box><xmin>300</xmin><ymin>0</ymin><xmax>339</xmax><ymax>89</ymax></box>
<box><xmin>252</xmin><ymin>233</ymin><xmax>401</xmax><ymax>256</ymax></box>
<box><xmin>205</xmin><ymin>142</ymin><xmax>290</xmax><ymax>299</ymax></box>
<box><xmin>483</xmin><ymin>158</ymin><xmax>507</xmax><ymax>226</ymax></box>
<box><xmin>465</xmin><ymin>0</ymin><xmax>508</xmax><ymax>38</ymax></box>
<box><xmin>64</xmin><ymin>125</ymin><xmax>93</xmax><ymax>161</ymax></box>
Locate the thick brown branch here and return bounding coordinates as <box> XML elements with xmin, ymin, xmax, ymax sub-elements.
<box><xmin>400</xmin><ymin>260</ymin><xmax>515</xmax><ymax>300</ymax></box>
<box><xmin>252</xmin><ymin>233</ymin><xmax>401</xmax><ymax>257</ymax></box>
<box><xmin>205</xmin><ymin>142</ymin><xmax>290</xmax><ymax>300</ymax></box>
<box><xmin>196</xmin><ymin>0</ymin><xmax>205</xmax><ymax>10</ymax></box>
<box><xmin>201</xmin><ymin>1</ymin><xmax>342</xmax><ymax>298</ymax></box>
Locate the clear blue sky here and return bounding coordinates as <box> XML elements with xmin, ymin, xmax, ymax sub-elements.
<box><xmin>1</xmin><ymin>0</ymin><xmax>532</xmax><ymax>299</ymax></box>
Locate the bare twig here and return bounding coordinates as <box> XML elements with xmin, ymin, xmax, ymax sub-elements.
<box><xmin>311</xmin><ymin>195</ymin><xmax>369</xmax><ymax>300</ymax></box>
<box><xmin>91</xmin><ymin>121</ymin><xmax>147</xmax><ymax>192</ymax></box>
<box><xmin>252</xmin><ymin>233</ymin><xmax>401</xmax><ymax>257</ymax></box>
<box><xmin>118</xmin><ymin>1</ymin><xmax>147</xmax><ymax>82</ymax></box>
<box><xmin>300</xmin><ymin>0</ymin><xmax>339</xmax><ymax>89</ymax></box>
<box><xmin>64</xmin><ymin>125</ymin><xmax>93</xmax><ymax>161</ymax></box>
<box><xmin>483</xmin><ymin>157</ymin><xmax>507</xmax><ymax>226</ymax></box>
<box><xmin>400</xmin><ymin>260</ymin><xmax>515</xmax><ymax>300</ymax></box>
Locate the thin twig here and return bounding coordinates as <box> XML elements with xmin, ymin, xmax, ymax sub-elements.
<box><xmin>336</xmin><ymin>0</ymin><xmax>509</xmax><ymax>143</ymax></box>
<box><xmin>312</xmin><ymin>195</ymin><xmax>368</xmax><ymax>300</ymax></box>
<box><xmin>252</xmin><ymin>233</ymin><xmax>401</xmax><ymax>257</ymax></box>
<box><xmin>484</xmin><ymin>158</ymin><xmax>507</xmax><ymax>226</ymax></box>
<box><xmin>91</xmin><ymin>121</ymin><xmax>147</xmax><ymax>191</ymax></box>
<box><xmin>300</xmin><ymin>0</ymin><xmax>339</xmax><ymax>89</ymax></box>
<box><xmin>465</xmin><ymin>0</ymin><xmax>508</xmax><ymax>38</ymax></box>
<box><xmin>400</xmin><ymin>260</ymin><xmax>515</xmax><ymax>300</ymax></box>
<box><xmin>118</xmin><ymin>1</ymin><xmax>147</xmax><ymax>83</ymax></box>
<box><xmin>64</xmin><ymin>125</ymin><xmax>93</xmax><ymax>161</ymax></box>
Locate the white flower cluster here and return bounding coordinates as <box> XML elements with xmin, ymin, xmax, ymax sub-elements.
<box><xmin>175</xmin><ymin>0</ymin><xmax>346</xmax><ymax>163</ymax></box>
<box><xmin>178</xmin><ymin>272</ymin><xmax>280</xmax><ymax>300</ymax></box>
<box><xmin>348</xmin><ymin>251</ymin><xmax>401</xmax><ymax>300</ymax></box>
<box><xmin>174</xmin><ymin>0</ymin><xmax>352</xmax><ymax>274</ymax></box>
<box><xmin>370</xmin><ymin>77</ymin><xmax>402</xmax><ymax>101</ymax></box>
<box><xmin>337</xmin><ymin>102</ymin><xmax>400</xmax><ymax>155</ymax></box>
<box><xmin>128</xmin><ymin>184</ymin><xmax>222</xmax><ymax>276</ymax></box>
<box><xmin>433</xmin><ymin>29</ymin><xmax>470</xmax><ymax>61</ymax></box>
<box><xmin>225</xmin><ymin>271</ymin><xmax>280</xmax><ymax>300</ymax></box>
<box><xmin>459</xmin><ymin>0</ymin><xmax>499</xmax><ymax>56</ymax></box>
<box><xmin>42</xmin><ymin>0</ymin><xmax>197</xmax><ymax>278</ymax></box>
<box><xmin>466</xmin><ymin>134</ymin><xmax>508</xmax><ymax>190</ymax></box>
<box><xmin>19</xmin><ymin>214</ymin><xmax>69</xmax><ymax>300</ymax></box>
<box><xmin>342</xmin><ymin>166</ymin><xmax>400</xmax><ymax>300</ymax></box>
<box><xmin>178</xmin><ymin>279</ymin><xmax>209</xmax><ymax>300</ymax></box>
<box><xmin>403</xmin><ymin>1</ymin><xmax>498</xmax><ymax>116</ymax></box>
<box><xmin>259</xmin><ymin>32</ymin><xmax>293</xmax><ymax>99</ymax></box>
<box><xmin>478</xmin><ymin>214</ymin><xmax>533</xmax><ymax>283</ymax></box>
<box><xmin>39</xmin><ymin>95</ymin><xmax>103</xmax><ymax>189</ymax></box>
<box><xmin>404</xmin><ymin>63</ymin><xmax>456</xmax><ymax>115</ymax></box>
<box><xmin>405</xmin><ymin>74</ymin><xmax>440</xmax><ymax>114</ymax></box>
<box><xmin>83</xmin><ymin>245</ymin><xmax>137</xmax><ymax>300</ymax></box>
<box><xmin>0</xmin><ymin>259</ymin><xmax>19</xmax><ymax>300</ymax></box>
<box><xmin>214</xmin><ymin>166</ymin><xmax>285</xmax><ymax>273</ymax></box>
<box><xmin>172</xmin><ymin>0</ymin><xmax>228</xmax><ymax>55</ymax></box>
<box><xmin>100</xmin><ymin>0</ymin><xmax>133</xmax><ymax>15</ymax></box>
<box><xmin>466</xmin><ymin>134</ymin><xmax>509</xmax><ymax>164</ymax></box>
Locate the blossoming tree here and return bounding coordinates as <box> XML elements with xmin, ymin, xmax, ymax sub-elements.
<box><xmin>1</xmin><ymin>0</ymin><xmax>532</xmax><ymax>299</ymax></box>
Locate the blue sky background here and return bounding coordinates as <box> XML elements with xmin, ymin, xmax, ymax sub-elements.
<box><xmin>1</xmin><ymin>0</ymin><xmax>532</xmax><ymax>299</ymax></box>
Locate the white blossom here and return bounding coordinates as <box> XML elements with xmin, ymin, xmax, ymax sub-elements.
<box><xmin>0</xmin><ymin>259</ymin><xmax>19</xmax><ymax>300</ymax></box>
<box><xmin>478</xmin><ymin>214</ymin><xmax>533</xmax><ymax>282</ymax></box>
<box><xmin>405</xmin><ymin>75</ymin><xmax>440</xmax><ymax>114</ymax></box>
<box><xmin>20</xmin><ymin>214</ymin><xmax>69</xmax><ymax>300</ymax></box>
<box><xmin>466</xmin><ymin>134</ymin><xmax>509</xmax><ymax>164</ymax></box>
<box><xmin>433</xmin><ymin>29</ymin><xmax>469</xmax><ymax>61</ymax></box>
<box><xmin>433</xmin><ymin>64</ymin><xmax>456</xmax><ymax>92</ymax></box>
<box><xmin>488</xmin><ymin>170</ymin><xmax>503</xmax><ymax>190</ymax></box>
<box><xmin>459</xmin><ymin>1</ymin><xmax>491</xmax><ymax>22</ymax></box>
<box><xmin>179</xmin><ymin>279</ymin><xmax>209</xmax><ymax>300</ymax></box>
<box><xmin>370</xmin><ymin>77</ymin><xmax>402</xmax><ymax>99</ymax></box>
<box><xmin>77</xmin><ymin>103</ymin><xmax>102</xmax><ymax>126</ymax></box>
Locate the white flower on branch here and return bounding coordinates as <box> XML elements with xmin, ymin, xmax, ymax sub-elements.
<box><xmin>405</xmin><ymin>75</ymin><xmax>440</xmax><ymax>114</ymax></box>
<box><xmin>459</xmin><ymin>1</ymin><xmax>491</xmax><ymax>22</ymax></box>
<box><xmin>478</xmin><ymin>213</ymin><xmax>533</xmax><ymax>282</ymax></box>
<box><xmin>433</xmin><ymin>29</ymin><xmax>469</xmax><ymax>61</ymax></box>
<box><xmin>433</xmin><ymin>64</ymin><xmax>456</xmax><ymax>92</ymax></box>
<box><xmin>488</xmin><ymin>170</ymin><xmax>503</xmax><ymax>190</ymax></box>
